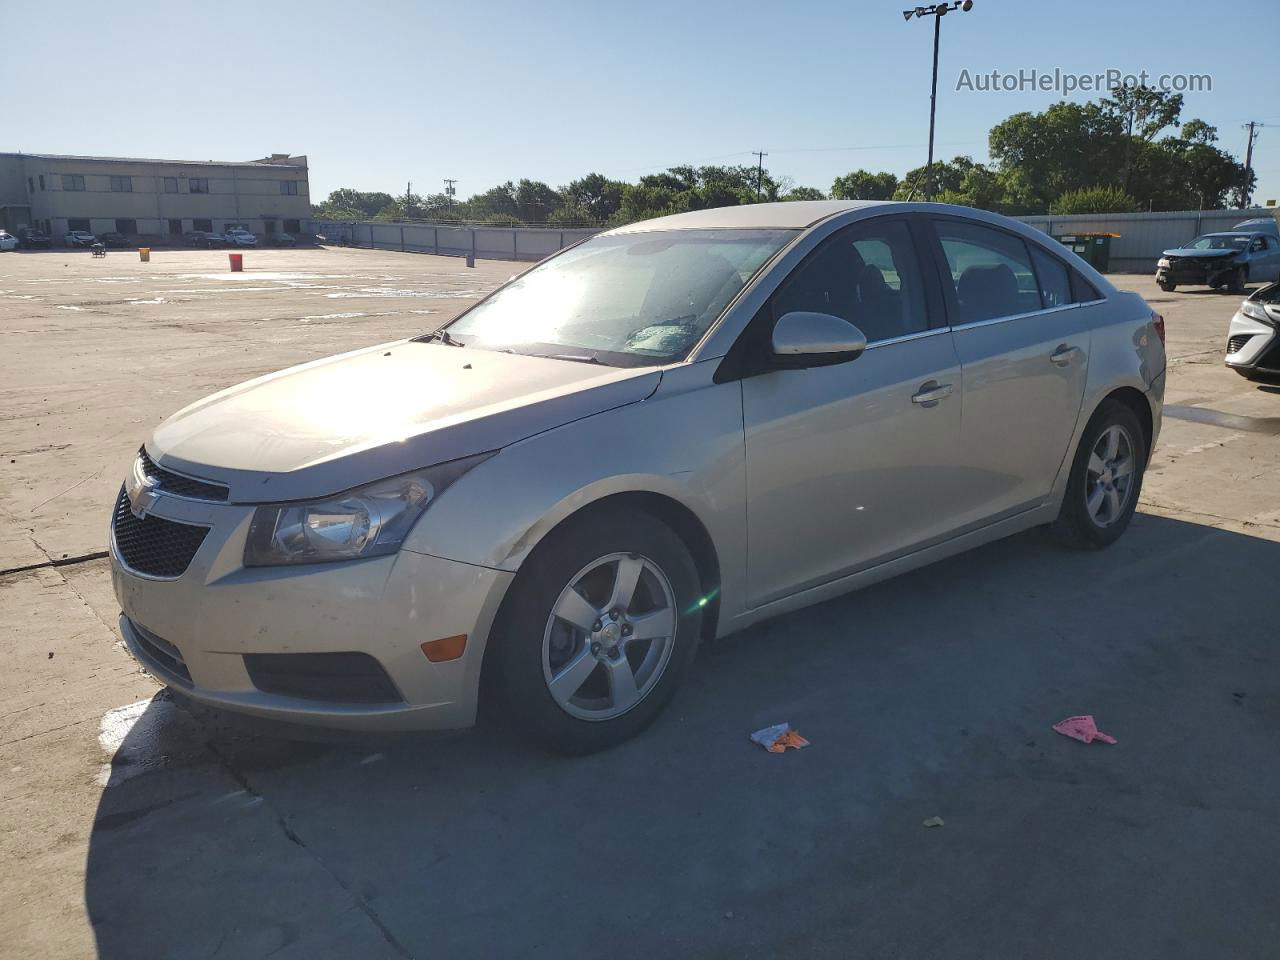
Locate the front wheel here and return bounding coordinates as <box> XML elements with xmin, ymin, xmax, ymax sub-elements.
<box><xmin>489</xmin><ymin>506</ymin><xmax>703</xmax><ymax>754</ymax></box>
<box><xmin>1051</xmin><ymin>400</ymin><xmax>1147</xmax><ymax>549</ymax></box>
<box><xmin>1158</xmin><ymin>281</ymin><xmax>1176</xmax><ymax>292</ymax></box>
<box><xmin>1227</xmin><ymin>267</ymin><xmax>1247</xmax><ymax>294</ymax></box>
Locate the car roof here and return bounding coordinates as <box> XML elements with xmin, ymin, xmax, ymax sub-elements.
<box><xmin>604</xmin><ymin>200</ymin><xmax>894</xmax><ymax>234</ymax></box>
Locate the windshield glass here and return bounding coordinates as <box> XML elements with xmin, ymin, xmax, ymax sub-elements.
<box><xmin>1189</xmin><ymin>234</ymin><xmax>1249</xmax><ymax>250</ymax></box>
<box><xmin>442</xmin><ymin>229</ymin><xmax>795</xmax><ymax>365</ymax></box>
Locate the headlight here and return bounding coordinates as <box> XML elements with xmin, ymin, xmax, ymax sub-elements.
<box><xmin>1241</xmin><ymin>300</ymin><xmax>1272</xmax><ymax>323</ymax></box>
<box><xmin>244</xmin><ymin>452</ymin><xmax>494</xmax><ymax>566</ymax></box>
<box><xmin>1157</xmin><ymin>258</ymin><xmax>1170</xmax><ymax>268</ymax></box>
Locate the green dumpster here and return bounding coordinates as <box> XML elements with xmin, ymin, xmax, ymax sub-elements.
<box><xmin>1052</xmin><ymin>232</ymin><xmax>1117</xmax><ymax>272</ymax></box>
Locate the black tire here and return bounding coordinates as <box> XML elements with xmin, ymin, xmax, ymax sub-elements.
<box><xmin>487</xmin><ymin>506</ymin><xmax>703</xmax><ymax>754</ymax></box>
<box><xmin>1158</xmin><ymin>282</ymin><xmax>1176</xmax><ymax>292</ymax></box>
<box><xmin>1050</xmin><ymin>399</ymin><xmax>1147</xmax><ymax>549</ymax></box>
<box><xmin>1227</xmin><ymin>267</ymin><xmax>1247</xmax><ymax>294</ymax></box>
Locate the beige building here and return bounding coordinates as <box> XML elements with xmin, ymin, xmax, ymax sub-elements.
<box><xmin>0</xmin><ymin>151</ymin><xmax>310</xmax><ymax>242</ymax></box>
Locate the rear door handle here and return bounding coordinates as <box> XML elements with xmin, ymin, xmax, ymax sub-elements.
<box><xmin>1050</xmin><ymin>344</ymin><xmax>1081</xmax><ymax>366</ymax></box>
<box><xmin>911</xmin><ymin>381</ymin><xmax>953</xmax><ymax>406</ymax></box>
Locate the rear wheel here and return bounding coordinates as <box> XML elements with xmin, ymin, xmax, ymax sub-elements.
<box><xmin>1158</xmin><ymin>281</ymin><xmax>1176</xmax><ymax>292</ymax></box>
<box><xmin>1051</xmin><ymin>400</ymin><xmax>1147</xmax><ymax>549</ymax></box>
<box><xmin>489</xmin><ymin>506</ymin><xmax>702</xmax><ymax>754</ymax></box>
<box><xmin>1227</xmin><ymin>267</ymin><xmax>1247</xmax><ymax>293</ymax></box>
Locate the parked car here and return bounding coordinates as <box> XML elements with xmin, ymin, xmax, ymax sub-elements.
<box><xmin>223</xmin><ymin>228</ymin><xmax>257</xmax><ymax>247</ymax></box>
<box><xmin>16</xmin><ymin>228</ymin><xmax>51</xmax><ymax>249</ymax></box>
<box><xmin>110</xmin><ymin>200</ymin><xmax>1165</xmax><ymax>753</ymax></box>
<box><xmin>1232</xmin><ymin>217</ymin><xmax>1280</xmax><ymax>238</ymax></box>
<box><xmin>98</xmin><ymin>232</ymin><xmax>129</xmax><ymax>248</ymax></box>
<box><xmin>0</xmin><ymin>230</ymin><xmax>18</xmax><ymax>251</ymax></box>
<box><xmin>65</xmin><ymin>230</ymin><xmax>98</xmax><ymax>248</ymax></box>
<box><xmin>1225</xmin><ymin>280</ymin><xmax>1280</xmax><ymax>382</ymax></box>
<box><xmin>1156</xmin><ymin>231</ymin><xmax>1280</xmax><ymax>292</ymax></box>
<box><xmin>268</xmin><ymin>233</ymin><xmax>298</xmax><ymax>247</ymax></box>
<box><xmin>183</xmin><ymin>230</ymin><xmax>225</xmax><ymax>249</ymax></box>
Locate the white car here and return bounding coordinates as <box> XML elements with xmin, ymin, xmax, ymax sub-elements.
<box><xmin>223</xmin><ymin>229</ymin><xmax>257</xmax><ymax>247</ymax></box>
<box><xmin>65</xmin><ymin>230</ymin><xmax>98</xmax><ymax>247</ymax></box>
<box><xmin>0</xmin><ymin>231</ymin><xmax>19</xmax><ymax>251</ymax></box>
<box><xmin>1225</xmin><ymin>281</ymin><xmax>1280</xmax><ymax>381</ymax></box>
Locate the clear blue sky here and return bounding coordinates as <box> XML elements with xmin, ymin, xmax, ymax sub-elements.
<box><xmin>3</xmin><ymin>0</ymin><xmax>1278</xmax><ymax>205</ymax></box>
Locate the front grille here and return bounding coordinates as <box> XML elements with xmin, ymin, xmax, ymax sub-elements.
<box><xmin>112</xmin><ymin>487</ymin><xmax>209</xmax><ymax>578</ymax></box>
<box><xmin>130</xmin><ymin>621</ymin><xmax>192</xmax><ymax>683</ymax></box>
<box><xmin>1227</xmin><ymin>334</ymin><xmax>1253</xmax><ymax>356</ymax></box>
<box><xmin>243</xmin><ymin>652</ymin><xmax>404</xmax><ymax>704</ymax></box>
<box><xmin>138</xmin><ymin>448</ymin><xmax>228</xmax><ymax>502</ymax></box>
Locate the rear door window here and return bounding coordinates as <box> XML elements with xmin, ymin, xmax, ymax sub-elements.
<box><xmin>1029</xmin><ymin>247</ymin><xmax>1072</xmax><ymax>308</ymax></box>
<box><xmin>933</xmin><ymin>220</ymin><xmax>1042</xmax><ymax>324</ymax></box>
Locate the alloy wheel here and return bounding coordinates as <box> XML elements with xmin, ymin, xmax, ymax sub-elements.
<box><xmin>1085</xmin><ymin>424</ymin><xmax>1136</xmax><ymax>527</ymax></box>
<box><xmin>542</xmin><ymin>552</ymin><xmax>677</xmax><ymax>721</ymax></box>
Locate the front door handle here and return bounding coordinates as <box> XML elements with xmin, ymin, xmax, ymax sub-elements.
<box><xmin>1050</xmin><ymin>344</ymin><xmax>1082</xmax><ymax>366</ymax></box>
<box><xmin>911</xmin><ymin>381</ymin><xmax>953</xmax><ymax>406</ymax></box>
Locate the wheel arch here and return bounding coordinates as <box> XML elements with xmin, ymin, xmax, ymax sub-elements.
<box><xmin>1097</xmin><ymin>385</ymin><xmax>1154</xmax><ymax>460</ymax></box>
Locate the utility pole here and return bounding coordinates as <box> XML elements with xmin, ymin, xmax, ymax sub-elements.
<box><xmin>405</xmin><ymin>181</ymin><xmax>412</xmax><ymax>217</ymax></box>
<box><xmin>753</xmin><ymin>151</ymin><xmax>767</xmax><ymax>200</ymax></box>
<box><xmin>1241</xmin><ymin>122</ymin><xmax>1263</xmax><ymax>208</ymax></box>
<box><xmin>902</xmin><ymin>1</ymin><xmax>974</xmax><ymax>201</ymax></box>
<box><xmin>443</xmin><ymin>179</ymin><xmax>458</xmax><ymax>217</ymax></box>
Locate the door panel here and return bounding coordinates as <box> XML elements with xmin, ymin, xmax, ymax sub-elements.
<box><xmin>743</xmin><ymin>332</ymin><xmax>963</xmax><ymax>606</ymax></box>
<box><xmin>928</xmin><ymin>218</ymin><xmax>1091</xmax><ymax>522</ymax></box>
<box><xmin>948</xmin><ymin>306</ymin><xmax>1091</xmax><ymax>520</ymax></box>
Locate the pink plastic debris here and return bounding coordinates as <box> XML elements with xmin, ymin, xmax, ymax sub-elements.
<box><xmin>1053</xmin><ymin>715</ymin><xmax>1117</xmax><ymax>745</ymax></box>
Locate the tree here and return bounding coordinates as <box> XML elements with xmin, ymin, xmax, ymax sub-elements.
<box><xmin>1050</xmin><ymin>185</ymin><xmax>1140</xmax><ymax>215</ymax></box>
<box><xmin>1180</xmin><ymin>119</ymin><xmax>1218</xmax><ymax>146</ymax></box>
<box><xmin>514</xmin><ymin>179</ymin><xmax>562</xmax><ymax>224</ymax></box>
<box><xmin>830</xmin><ymin>170</ymin><xmax>897</xmax><ymax>201</ymax></box>
<box><xmin>466</xmin><ymin>182</ymin><xmax>519</xmax><ymax>221</ymax></box>
<box><xmin>560</xmin><ymin>173</ymin><xmax>626</xmax><ymax>223</ymax></box>
<box><xmin>1101</xmin><ymin>84</ymin><xmax>1183</xmax><ymax>142</ymax></box>
<box><xmin>783</xmin><ymin>186</ymin><xmax>826</xmax><ymax>201</ymax></box>
<box><xmin>988</xmin><ymin>102</ymin><xmax>1126</xmax><ymax>211</ymax></box>
<box><xmin>314</xmin><ymin>188</ymin><xmax>396</xmax><ymax>219</ymax></box>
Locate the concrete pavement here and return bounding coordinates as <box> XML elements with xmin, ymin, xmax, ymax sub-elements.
<box><xmin>1</xmin><ymin>248</ymin><xmax>1277</xmax><ymax>959</ymax></box>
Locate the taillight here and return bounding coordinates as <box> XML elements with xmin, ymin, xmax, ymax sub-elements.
<box><xmin>1151</xmin><ymin>310</ymin><xmax>1165</xmax><ymax>346</ymax></box>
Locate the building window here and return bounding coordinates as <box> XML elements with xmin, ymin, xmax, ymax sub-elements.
<box><xmin>163</xmin><ymin>177</ymin><xmax>179</xmax><ymax>193</ymax></box>
<box><xmin>168</xmin><ymin>219</ymin><xmax>183</xmax><ymax>235</ymax></box>
<box><xmin>27</xmin><ymin>177</ymin><xmax>33</xmax><ymax>193</ymax></box>
<box><xmin>67</xmin><ymin>218</ymin><xmax>91</xmax><ymax>231</ymax></box>
<box><xmin>284</xmin><ymin>218</ymin><xmax>300</xmax><ymax>234</ymax></box>
<box><xmin>189</xmin><ymin>177</ymin><xmax>209</xmax><ymax>194</ymax></box>
<box><xmin>110</xmin><ymin>176</ymin><xmax>132</xmax><ymax>193</ymax></box>
<box><xmin>280</xmin><ymin>180</ymin><xmax>299</xmax><ymax>195</ymax></box>
<box><xmin>115</xmin><ymin>218</ymin><xmax>138</xmax><ymax>234</ymax></box>
<box><xmin>62</xmin><ymin>174</ymin><xmax>86</xmax><ymax>191</ymax></box>
<box><xmin>193</xmin><ymin>218</ymin><xmax>212</xmax><ymax>232</ymax></box>
<box><xmin>39</xmin><ymin>175</ymin><xmax>45</xmax><ymax>190</ymax></box>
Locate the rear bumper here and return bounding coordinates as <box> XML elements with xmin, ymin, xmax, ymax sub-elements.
<box><xmin>112</xmin><ymin>530</ymin><xmax>513</xmax><ymax>731</ymax></box>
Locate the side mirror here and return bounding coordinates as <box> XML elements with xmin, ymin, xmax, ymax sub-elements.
<box><xmin>770</xmin><ymin>311</ymin><xmax>868</xmax><ymax>368</ymax></box>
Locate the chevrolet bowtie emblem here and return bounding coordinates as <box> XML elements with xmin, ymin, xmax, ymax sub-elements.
<box><xmin>129</xmin><ymin>475</ymin><xmax>161</xmax><ymax>519</ymax></box>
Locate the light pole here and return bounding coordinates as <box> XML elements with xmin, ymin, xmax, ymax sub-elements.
<box><xmin>902</xmin><ymin>1</ymin><xmax>974</xmax><ymax>200</ymax></box>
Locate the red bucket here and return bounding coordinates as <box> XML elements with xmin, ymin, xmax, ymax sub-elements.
<box><xmin>228</xmin><ymin>253</ymin><xmax>244</xmax><ymax>272</ymax></box>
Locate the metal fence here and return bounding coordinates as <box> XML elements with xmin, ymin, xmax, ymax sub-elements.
<box><xmin>311</xmin><ymin>208</ymin><xmax>1279</xmax><ymax>272</ymax></box>
<box><xmin>1015</xmin><ymin>208</ymin><xmax>1277</xmax><ymax>272</ymax></box>
<box><xmin>308</xmin><ymin>220</ymin><xmax>599</xmax><ymax>262</ymax></box>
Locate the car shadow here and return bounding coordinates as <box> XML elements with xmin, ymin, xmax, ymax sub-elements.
<box><xmin>85</xmin><ymin>512</ymin><xmax>1280</xmax><ymax>960</ymax></box>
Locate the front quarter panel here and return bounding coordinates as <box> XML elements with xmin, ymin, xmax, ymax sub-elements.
<box><xmin>400</xmin><ymin>359</ymin><xmax>747</xmax><ymax>620</ymax></box>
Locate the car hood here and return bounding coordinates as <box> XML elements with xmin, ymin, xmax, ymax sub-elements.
<box><xmin>148</xmin><ymin>341</ymin><xmax>662</xmax><ymax>503</ymax></box>
<box><xmin>1162</xmin><ymin>247</ymin><xmax>1239</xmax><ymax>258</ymax></box>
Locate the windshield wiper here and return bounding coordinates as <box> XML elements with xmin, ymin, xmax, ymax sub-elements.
<box><xmin>422</xmin><ymin>328</ymin><xmax>464</xmax><ymax>347</ymax></box>
<box><xmin>545</xmin><ymin>353</ymin><xmax>603</xmax><ymax>365</ymax></box>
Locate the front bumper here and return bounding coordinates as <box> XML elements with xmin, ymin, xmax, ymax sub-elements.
<box><xmin>110</xmin><ymin>492</ymin><xmax>513</xmax><ymax>731</ymax></box>
<box><xmin>1225</xmin><ymin>308</ymin><xmax>1280</xmax><ymax>374</ymax></box>
<box><xmin>1156</xmin><ymin>258</ymin><xmax>1239</xmax><ymax>286</ymax></box>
